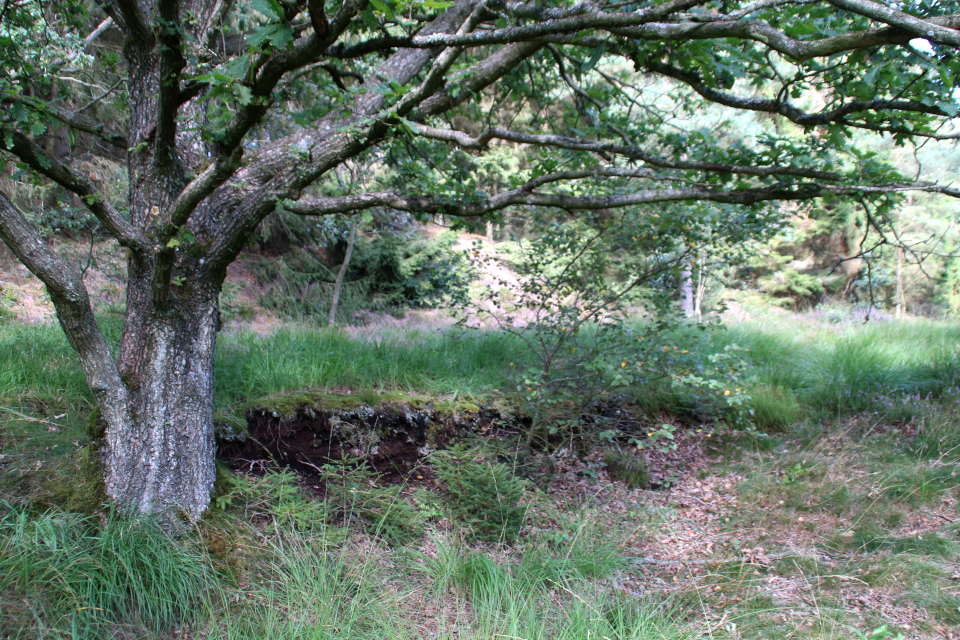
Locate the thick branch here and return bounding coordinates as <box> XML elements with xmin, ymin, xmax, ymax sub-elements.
<box><xmin>1</xmin><ymin>128</ymin><xmax>148</xmax><ymax>253</ymax></box>
<box><xmin>326</xmin><ymin>8</ymin><xmax>960</xmax><ymax>63</ymax></box>
<box><xmin>610</xmin><ymin>14</ymin><xmax>960</xmax><ymax>61</ymax></box>
<box><xmin>8</xmin><ymin>98</ymin><xmax>127</xmax><ymax>149</ymax></box>
<box><xmin>158</xmin><ymin>146</ymin><xmax>244</xmax><ymax>245</ymax></box>
<box><xmin>408</xmin><ymin>122</ymin><xmax>846</xmax><ymax>181</ymax></box>
<box><xmin>286</xmin><ymin>179</ymin><xmax>959</xmax><ymax>218</ymax></box>
<box><xmin>98</xmin><ymin>0</ymin><xmax>152</xmax><ymax>41</ymax></box>
<box><xmin>212</xmin><ymin>0</ymin><xmax>368</xmax><ymax>160</ymax></box>
<box><xmin>827</xmin><ymin>0</ymin><xmax>960</xmax><ymax>48</ymax></box>
<box><xmin>0</xmin><ymin>191</ymin><xmax>131</xmax><ymax>429</ymax></box>
<box><xmin>156</xmin><ymin>0</ymin><xmax>186</xmax><ymax>163</ymax></box>
<box><xmin>644</xmin><ymin>59</ymin><xmax>953</xmax><ymax>124</ymax></box>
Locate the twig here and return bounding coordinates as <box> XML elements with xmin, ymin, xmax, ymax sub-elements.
<box><xmin>0</xmin><ymin>406</ymin><xmax>67</xmax><ymax>429</ymax></box>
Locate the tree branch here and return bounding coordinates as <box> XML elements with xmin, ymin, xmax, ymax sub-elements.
<box><xmin>322</xmin><ymin>6</ymin><xmax>960</xmax><ymax>63</ymax></box>
<box><xmin>407</xmin><ymin>122</ymin><xmax>847</xmax><ymax>181</ymax></box>
<box><xmin>609</xmin><ymin>14</ymin><xmax>960</xmax><ymax>62</ymax></box>
<box><xmin>98</xmin><ymin>0</ymin><xmax>152</xmax><ymax>41</ymax></box>
<box><xmin>285</xmin><ymin>178</ymin><xmax>959</xmax><ymax>218</ymax></box>
<box><xmin>1</xmin><ymin>128</ymin><xmax>148</xmax><ymax>254</ymax></box>
<box><xmin>211</xmin><ymin>0</ymin><xmax>369</xmax><ymax>161</ymax></box>
<box><xmin>827</xmin><ymin>0</ymin><xmax>960</xmax><ymax>48</ymax></box>
<box><xmin>157</xmin><ymin>146</ymin><xmax>244</xmax><ymax>246</ymax></box>
<box><xmin>0</xmin><ymin>191</ymin><xmax>131</xmax><ymax>432</ymax></box>
<box><xmin>156</xmin><ymin>0</ymin><xmax>187</xmax><ymax>163</ymax></box>
<box><xmin>9</xmin><ymin>97</ymin><xmax>128</xmax><ymax>149</ymax></box>
<box><xmin>643</xmin><ymin>59</ymin><xmax>954</xmax><ymax>124</ymax></box>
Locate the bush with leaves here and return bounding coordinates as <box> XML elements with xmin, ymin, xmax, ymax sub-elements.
<box><xmin>461</xmin><ymin>214</ymin><xmax>758</xmax><ymax>446</ymax></box>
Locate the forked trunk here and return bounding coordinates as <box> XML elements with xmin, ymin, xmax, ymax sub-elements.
<box><xmin>106</xmin><ymin>285</ymin><xmax>220</xmax><ymax>521</ymax></box>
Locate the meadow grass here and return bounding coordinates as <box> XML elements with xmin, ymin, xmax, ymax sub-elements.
<box><xmin>709</xmin><ymin>317</ymin><xmax>960</xmax><ymax>420</ymax></box>
<box><xmin>4</xmin><ymin>312</ymin><xmax>960</xmax><ymax>423</ymax></box>
<box><xmin>0</xmin><ymin>506</ymin><xmax>218</xmax><ymax>639</ymax></box>
<box><xmin>213</xmin><ymin>324</ymin><xmax>519</xmax><ymax>407</ymax></box>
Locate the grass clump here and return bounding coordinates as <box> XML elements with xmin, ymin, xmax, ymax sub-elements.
<box><xmin>317</xmin><ymin>459</ymin><xmax>425</xmax><ymax>546</ymax></box>
<box><xmin>432</xmin><ymin>445</ymin><xmax>529</xmax><ymax>543</ymax></box>
<box><xmin>0</xmin><ymin>506</ymin><xmax>217</xmax><ymax>639</ymax></box>
<box><xmin>747</xmin><ymin>384</ymin><xmax>801</xmax><ymax>431</ymax></box>
<box><xmin>602</xmin><ymin>447</ymin><xmax>651</xmax><ymax>489</ymax></box>
<box><xmin>221</xmin><ymin>529</ymin><xmax>404</xmax><ymax>639</ymax></box>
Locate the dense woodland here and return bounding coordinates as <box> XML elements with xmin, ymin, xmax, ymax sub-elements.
<box><xmin>2</xmin><ymin>0</ymin><xmax>960</xmax><ymax>637</ymax></box>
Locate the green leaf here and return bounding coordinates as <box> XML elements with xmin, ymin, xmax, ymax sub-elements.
<box><xmin>421</xmin><ymin>0</ymin><xmax>453</xmax><ymax>7</ymax></box>
<box><xmin>251</xmin><ymin>0</ymin><xmax>284</xmax><ymax>20</ymax></box>
<box><xmin>234</xmin><ymin>84</ymin><xmax>253</xmax><ymax>106</ymax></box>
<box><xmin>581</xmin><ymin>44</ymin><xmax>605</xmax><ymax>72</ymax></box>
<box><xmin>937</xmin><ymin>101</ymin><xmax>959</xmax><ymax>117</ymax></box>
<box><xmin>267</xmin><ymin>24</ymin><xmax>294</xmax><ymax>48</ymax></box>
<box><xmin>166</xmin><ymin>238</ymin><xmax>182</xmax><ymax>249</ymax></box>
<box><xmin>360</xmin><ymin>10</ymin><xmax>380</xmax><ymax>29</ymax></box>
<box><xmin>369</xmin><ymin>0</ymin><xmax>391</xmax><ymax>14</ymax></box>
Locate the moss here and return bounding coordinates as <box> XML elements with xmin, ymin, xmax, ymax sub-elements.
<box><xmin>250</xmin><ymin>390</ymin><xmax>383</xmax><ymax>418</ymax></box>
<box><xmin>85</xmin><ymin>408</ymin><xmax>107</xmax><ymax>440</ymax></box>
<box><xmin>248</xmin><ymin>389</ymin><xmax>486</xmax><ymax>422</ymax></box>
<box><xmin>47</xmin><ymin>443</ymin><xmax>108</xmax><ymax>513</ymax></box>
<box><xmin>213</xmin><ymin>409</ymin><xmax>248</xmax><ymax>442</ymax></box>
<box><xmin>211</xmin><ymin>461</ymin><xmax>235</xmax><ymax>500</ymax></box>
<box><xmin>433</xmin><ymin>400</ymin><xmax>480</xmax><ymax>415</ymax></box>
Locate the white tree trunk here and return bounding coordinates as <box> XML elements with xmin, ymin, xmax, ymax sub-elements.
<box><xmin>694</xmin><ymin>252</ymin><xmax>706</xmax><ymax>322</ymax></box>
<box><xmin>328</xmin><ymin>221</ymin><xmax>358</xmax><ymax>327</ymax></box>
<box><xmin>105</xmin><ymin>296</ymin><xmax>219</xmax><ymax>520</ymax></box>
<box><xmin>680</xmin><ymin>261</ymin><xmax>695</xmax><ymax>318</ymax></box>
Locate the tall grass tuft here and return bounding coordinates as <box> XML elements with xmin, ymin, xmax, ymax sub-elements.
<box><xmin>219</xmin><ymin>528</ymin><xmax>405</xmax><ymax>639</ymax></box>
<box><xmin>0</xmin><ymin>506</ymin><xmax>218</xmax><ymax>638</ymax></box>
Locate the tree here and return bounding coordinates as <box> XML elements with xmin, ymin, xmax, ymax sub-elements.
<box><xmin>1</xmin><ymin>0</ymin><xmax>959</xmax><ymax>520</ymax></box>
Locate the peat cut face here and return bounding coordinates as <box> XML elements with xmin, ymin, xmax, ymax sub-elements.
<box><xmin>223</xmin><ymin>397</ymin><xmax>501</xmax><ymax>482</ymax></box>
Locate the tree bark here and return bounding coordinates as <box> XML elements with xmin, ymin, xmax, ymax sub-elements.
<box><xmin>680</xmin><ymin>261</ymin><xmax>695</xmax><ymax>318</ymax></box>
<box><xmin>328</xmin><ymin>221</ymin><xmax>358</xmax><ymax>327</ymax></box>
<box><xmin>694</xmin><ymin>251</ymin><xmax>706</xmax><ymax>322</ymax></box>
<box><xmin>105</xmin><ymin>288</ymin><xmax>220</xmax><ymax>520</ymax></box>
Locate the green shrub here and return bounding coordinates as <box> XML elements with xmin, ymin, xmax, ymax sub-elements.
<box><xmin>399</xmin><ymin>230</ymin><xmax>472</xmax><ymax>306</ymax></box>
<box><xmin>254</xmin><ymin>248</ymin><xmax>378</xmax><ymax>322</ymax></box>
<box><xmin>317</xmin><ymin>459</ymin><xmax>425</xmax><ymax>546</ymax></box>
<box><xmin>432</xmin><ymin>445</ymin><xmax>529</xmax><ymax>543</ymax></box>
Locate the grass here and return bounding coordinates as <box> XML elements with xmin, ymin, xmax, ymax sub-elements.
<box><xmin>0</xmin><ymin>506</ymin><xmax>218</xmax><ymax>638</ymax></box>
<box><xmin>714</xmin><ymin>318</ymin><xmax>960</xmax><ymax>419</ymax></box>
<box><xmin>4</xmin><ymin>312</ymin><xmax>960</xmax><ymax>638</ymax></box>
<box><xmin>213</xmin><ymin>325</ymin><xmax>519</xmax><ymax>407</ymax></box>
<box><xmin>5</xmin><ymin>310</ymin><xmax>960</xmax><ymax>427</ymax></box>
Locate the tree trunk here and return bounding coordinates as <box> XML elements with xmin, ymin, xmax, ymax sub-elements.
<box><xmin>680</xmin><ymin>261</ymin><xmax>695</xmax><ymax>318</ymax></box>
<box><xmin>694</xmin><ymin>252</ymin><xmax>706</xmax><ymax>323</ymax></box>
<box><xmin>105</xmin><ymin>284</ymin><xmax>220</xmax><ymax>521</ymax></box>
<box><xmin>328</xmin><ymin>221</ymin><xmax>357</xmax><ymax>327</ymax></box>
<box><xmin>895</xmin><ymin>209</ymin><xmax>904</xmax><ymax>319</ymax></box>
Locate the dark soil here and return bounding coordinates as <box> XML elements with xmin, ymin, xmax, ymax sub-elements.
<box><xmin>220</xmin><ymin>401</ymin><xmax>509</xmax><ymax>483</ymax></box>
